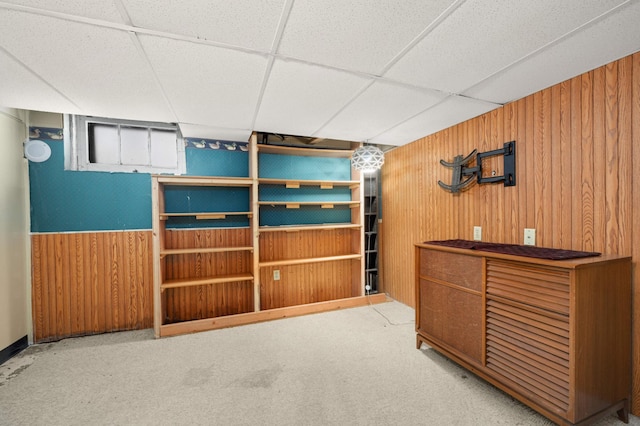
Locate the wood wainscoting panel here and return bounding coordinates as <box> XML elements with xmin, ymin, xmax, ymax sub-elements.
<box><xmin>258</xmin><ymin>228</ymin><xmax>355</xmax><ymax>263</ymax></box>
<box><xmin>162</xmin><ymin>281</ymin><xmax>254</xmax><ymax>323</ymax></box>
<box><xmin>260</xmin><ymin>260</ymin><xmax>357</xmax><ymax>310</ymax></box>
<box><xmin>31</xmin><ymin>231</ymin><xmax>153</xmax><ymax>343</ymax></box>
<box><xmin>162</xmin><ymin>228</ymin><xmax>254</xmax><ymax>323</ymax></box>
<box><xmin>258</xmin><ymin>228</ymin><xmax>360</xmax><ymax>310</ymax></box>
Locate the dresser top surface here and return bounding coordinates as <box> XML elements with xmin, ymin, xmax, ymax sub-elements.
<box><xmin>416</xmin><ymin>240</ymin><xmax>630</xmax><ymax>269</ymax></box>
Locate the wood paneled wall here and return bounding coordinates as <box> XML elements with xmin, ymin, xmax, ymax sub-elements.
<box><xmin>259</xmin><ymin>229</ymin><xmax>355</xmax><ymax>262</ymax></box>
<box><xmin>30</xmin><ymin>227</ymin><xmax>360</xmax><ymax>337</ymax></box>
<box><xmin>260</xmin><ymin>261</ymin><xmax>357</xmax><ymax>309</ymax></box>
<box><xmin>259</xmin><ymin>229</ymin><xmax>360</xmax><ymax>309</ymax></box>
<box><xmin>162</xmin><ymin>228</ymin><xmax>254</xmax><ymax>322</ymax></box>
<box><xmin>381</xmin><ymin>52</ymin><xmax>640</xmax><ymax>414</ymax></box>
<box><xmin>31</xmin><ymin>231</ymin><xmax>153</xmax><ymax>342</ymax></box>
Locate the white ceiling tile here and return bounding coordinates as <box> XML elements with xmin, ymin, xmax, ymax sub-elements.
<box><xmin>2</xmin><ymin>2</ymin><xmax>639</xmax><ymax>144</ymax></box>
<box><xmin>0</xmin><ymin>0</ymin><xmax>126</xmax><ymax>23</ymax></box>
<box><xmin>0</xmin><ymin>9</ymin><xmax>175</xmax><ymax>122</ymax></box>
<box><xmin>179</xmin><ymin>123</ymin><xmax>251</xmax><ymax>142</ymax></box>
<box><xmin>369</xmin><ymin>96</ymin><xmax>499</xmax><ymax>146</ymax></box>
<box><xmin>385</xmin><ymin>0</ymin><xmax>627</xmax><ymax>94</ymax></box>
<box><xmin>464</xmin><ymin>1</ymin><xmax>640</xmax><ymax>104</ymax></box>
<box><xmin>139</xmin><ymin>35</ymin><xmax>268</xmax><ymax>129</ymax></box>
<box><xmin>0</xmin><ymin>48</ymin><xmax>82</xmax><ymax>114</ymax></box>
<box><xmin>278</xmin><ymin>0</ymin><xmax>457</xmax><ymax>74</ymax></box>
<box><xmin>122</xmin><ymin>0</ymin><xmax>286</xmax><ymax>51</ymax></box>
<box><xmin>316</xmin><ymin>81</ymin><xmax>447</xmax><ymax>142</ymax></box>
<box><xmin>254</xmin><ymin>59</ymin><xmax>371</xmax><ymax>137</ymax></box>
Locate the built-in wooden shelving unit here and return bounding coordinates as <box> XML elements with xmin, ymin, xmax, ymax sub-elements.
<box><xmin>152</xmin><ymin>134</ymin><xmax>385</xmax><ymax>338</ymax></box>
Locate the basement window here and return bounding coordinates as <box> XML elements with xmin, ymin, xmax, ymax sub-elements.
<box><xmin>64</xmin><ymin>114</ymin><xmax>185</xmax><ymax>174</ymax></box>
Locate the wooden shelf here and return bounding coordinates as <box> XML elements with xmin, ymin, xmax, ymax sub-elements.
<box><xmin>260</xmin><ymin>254</ymin><xmax>361</xmax><ymax>267</ymax></box>
<box><xmin>259</xmin><ymin>178</ymin><xmax>359</xmax><ymax>189</ymax></box>
<box><xmin>258</xmin><ymin>201</ymin><xmax>359</xmax><ymax>208</ymax></box>
<box><xmin>153</xmin><ymin>135</ymin><xmax>365</xmax><ymax>338</ymax></box>
<box><xmin>160</xmin><ymin>273</ymin><xmax>254</xmax><ymax>290</ymax></box>
<box><xmin>160</xmin><ymin>211</ymin><xmax>252</xmax><ymax>220</ymax></box>
<box><xmin>154</xmin><ymin>175</ymin><xmax>253</xmax><ymax>187</ymax></box>
<box><xmin>258</xmin><ymin>144</ymin><xmax>353</xmax><ymax>158</ymax></box>
<box><xmin>161</xmin><ymin>246</ymin><xmax>253</xmax><ymax>257</ymax></box>
<box><xmin>259</xmin><ymin>223</ymin><xmax>361</xmax><ymax>232</ymax></box>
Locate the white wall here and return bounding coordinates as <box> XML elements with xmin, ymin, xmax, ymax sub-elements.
<box><xmin>0</xmin><ymin>108</ymin><xmax>29</xmax><ymax>351</ymax></box>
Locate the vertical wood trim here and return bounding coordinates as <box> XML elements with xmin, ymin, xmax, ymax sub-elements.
<box><xmin>604</xmin><ymin>62</ymin><xmax>620</xmax><ymax>253</ymax></box>
<box><xmin>31</xmin><ymin>235</ymin><xmax>43</xmax><ymax>342</ymax></box>
<box><xmin>558</xmin><ymin>81</ymin><xmax>573</xmax><ymax>248</ymax></box>
<box><xmin>570</xmin><ymin>75</ymin><xmax>583</xmax><ymax>250</ymax></box>
<box><xmin>151</xmin><ymin>177</ymin><xmax>161</xmax><ymax>337</ymax></box>
<box><xmin>581</xmin><ymin>71</ymin><xmax>595</xmax><ymax>251</ymax></box>
<box><xmin>503</xmin><ymin>102</ymin><xmax>517</xmax><ymax>242</ymax></box>
<box><xmin>250</xmin><ymin>133</ymin><xmax>260</xmax><ymax>311</ymax></box>
<box><xmin>492</xmin><ymin>108</ymin><xmax>505</xmax><ymax>244</ymax></box>
<box><xmin>631</xmin><ymin>51</ymin><xmax>640</xmax><ymax>416</ymax></box>
<box><xmin>592</xmin><ymin>66</ymin><xmax>606</xmax><ymax>252</ymax></box>
<box><xmin>515</xmin><ymin>99</ymin><xmax>527</xmax><ymax>241</ymax></box>
<box><xmin>617</xmin><ymin>56</ymin><xmax>632</xmax><ymax>257</ymax></box>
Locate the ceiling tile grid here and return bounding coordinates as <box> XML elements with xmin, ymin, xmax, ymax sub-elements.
<box><xmin>121</xmin><ymin>0</ymin><xmax>287</xmax><ymax>51</ymax></box>
<box><xmin>0</xmin><ymin>0</ymin><xmax>126</xmax><ymax>24</ymax></box>
<box><xmin>0</xmin><ymin>48</ymin><xmax>82</xmax><ymax>114</ymax></box>
<box><xmin>463</xmin><ymin>0</ymin><xmax>640</xmax><ymax>104</ymax></box>
<box><xmin>384</xmin><ymin>0</ymin><xmax>628</xmax><ymax>94</ymax></box>
<box><xmin>138</xmin><ymin>35</ymin><xmax>269</xmax><ymax>129</ymax></box>
<box><xmin>1</xmin><ymin>0</ymin><xmax>639</xmax><ymax>146</ymax></box>
<box><xmin>0</xmin><ymin>9</ymin><xmax>175</xmax><ymax>122</ymax></box>
<box><xmin>314</xmin><ymin>81</ymin><xmax>448</xmax><ymax>142</ymax></box>
<box><xmin>369</xmin><ymin>95</ymin><xmax>499</xmax><ymax>145</ymax></box>
<box><xmin>254</xmin><ymin>59</ymin><xmax>372</xmax><ymax>137</ymax></box>
<box><xmin>277</xmin><ymin>0</ymin><xmax>458</xmax><ymax>74</ymax></box>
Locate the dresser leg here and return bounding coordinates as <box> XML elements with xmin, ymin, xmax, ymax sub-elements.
<box><xmin>616</xmin><ymin>400</ymin><xmax>629</xmax><ymax>423</ymax></box>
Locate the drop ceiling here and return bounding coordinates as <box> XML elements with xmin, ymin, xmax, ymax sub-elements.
<box><xmin>1</xmin><ymin>0</ymin><xmax>639</xmax><ymax>146</ymax></box>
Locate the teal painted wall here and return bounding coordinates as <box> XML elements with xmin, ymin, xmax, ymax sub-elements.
<box><xmin>28</xmin><ymin>133</ymin><xmax>151</xmax><ymax>232</ymax></box>
<box><xmin>28</xmin><ymin>131</ymin><xmax>355</xmax><ymax>232</ymax></box>
<box><xmin>28</xmin><ymin>131</ymin><xmax>249</xmax><ymax>233</ymax></box>
<box><xmin>258</xmin><ymin>153</ymin><xmax>352</xmax><ymax>226</ymax></box>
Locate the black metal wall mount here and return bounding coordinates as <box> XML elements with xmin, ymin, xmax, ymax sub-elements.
<box><xmin>438</xmin><ymin>141</ymin><xmax>516</xmax><ymax>193</ymax></box>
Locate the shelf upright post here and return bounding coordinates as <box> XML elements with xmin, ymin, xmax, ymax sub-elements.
<box><xmin>151</xmin><ymin>176</ymin><xmax>163</xmax><ymax>338</ymax></box>
<box><xmin>351</xmin><ymin>142</ymin><xmax>365</xmax><ymax>297</ymax></box>
<box><xmin>250</xmin><ymin>132</ymin><xmax>261</xmax><ymax>312</ymax></box>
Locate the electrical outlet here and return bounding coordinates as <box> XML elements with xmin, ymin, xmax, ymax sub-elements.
<box><xmin>473</xmin><ymin>226</ymin><xmax>482</xmax><ymax>241</ymax></box>
<box><xmin>524</xmin><ymin>228</ymin><xmax>536</xmax><ymax>246</ymax></box>
<box><xmin>273</xmin><ymin>270</ymin><xmax>280</xmax><ymax>281</ymax></box>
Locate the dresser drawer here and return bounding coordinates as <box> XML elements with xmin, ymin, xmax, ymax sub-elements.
<box><xmin>419</xmin><ymin>248</ymin><xmax>482</xmax><ymax>291</ymax></box>
<box><xmin>418</xmin><ymin>278</ymin><xmax>482</xmax><ymax>364</ymax></box>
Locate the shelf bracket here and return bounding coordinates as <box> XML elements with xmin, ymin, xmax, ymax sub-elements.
<box><xmin>438</xmin><ymin>141</ymin><xmax>516</xmax><ymax>193</ymax></box>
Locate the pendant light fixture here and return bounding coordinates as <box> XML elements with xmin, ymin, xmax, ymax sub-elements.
<box><xmin>351</xmin><ymin>145</ymin><xmax>384</xmax><ymax>173</ymax></box>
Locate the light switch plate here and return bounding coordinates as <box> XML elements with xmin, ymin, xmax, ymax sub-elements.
<box><xmin>473</xmin><ymin>226</ymin><xmax>482</xmax><ymax>241</ymax></box>
<box><xmin>273</xmin><ymin>270</ymin><xmax>280</xmax><ymax>281</ymax></box>
<box><xmin>524</xmin><ymin>228</ymin><xmax>536</xmax><ymax>246</ymax></box>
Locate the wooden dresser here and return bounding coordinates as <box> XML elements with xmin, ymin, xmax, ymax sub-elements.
<box><xmin>415</xmin><ymin>242</ymin><xmax>631</xmax><ymax>425</ymax></box>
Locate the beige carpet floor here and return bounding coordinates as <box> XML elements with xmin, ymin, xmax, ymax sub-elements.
<box><xmin>0</xmin><ymin>300</ymin><xmax>638</xmax><ymax>426</ymax></box>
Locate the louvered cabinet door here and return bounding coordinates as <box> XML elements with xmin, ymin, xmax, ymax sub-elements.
<box><xmin>485</xmin><ymin>260</ymin><xmax>571</xmax><ymax>417</ymax></box>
